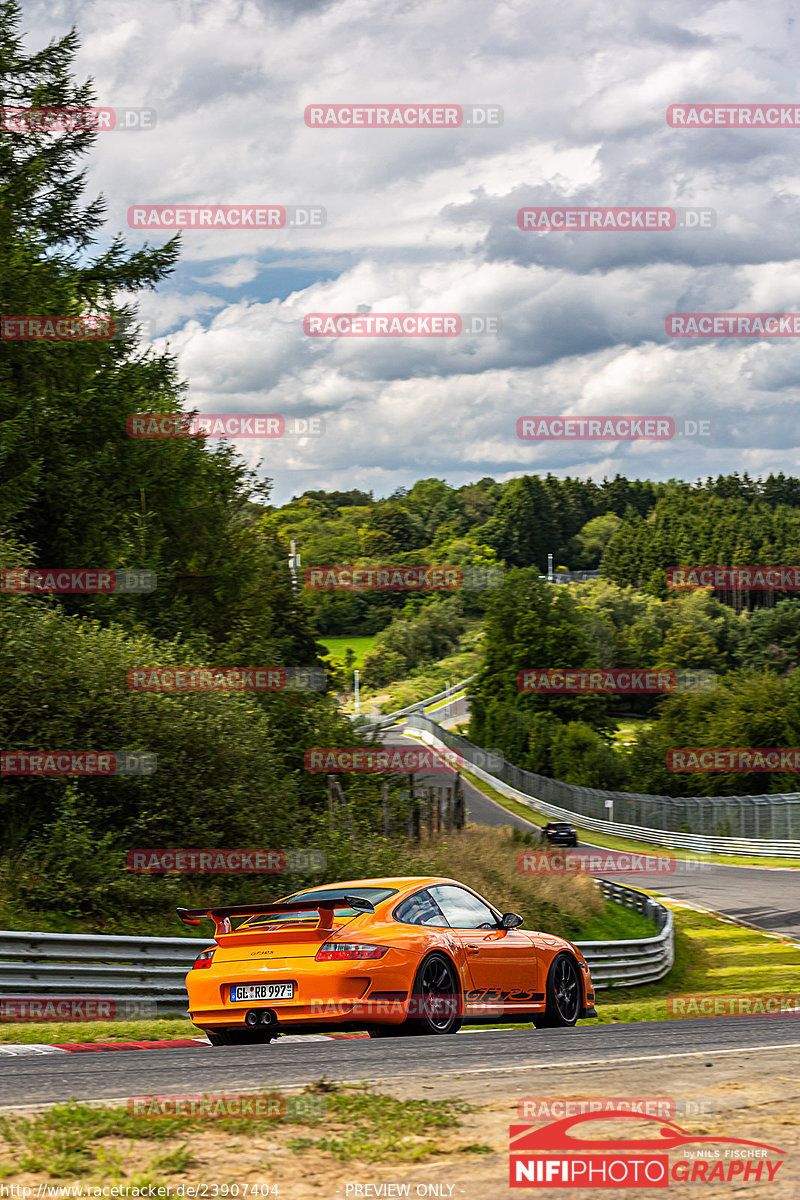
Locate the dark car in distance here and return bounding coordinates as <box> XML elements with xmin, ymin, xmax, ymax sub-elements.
<box><xmin>541</xmin><ymin>821</ymin><xmax>578</xmax><ymax>848</ymax></box>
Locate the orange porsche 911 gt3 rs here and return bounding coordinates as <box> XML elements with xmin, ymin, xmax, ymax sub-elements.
<box><xmin>178</xmin><ymin>876</ymin><xmax>597</xmax><ymax>1044</ymax></box>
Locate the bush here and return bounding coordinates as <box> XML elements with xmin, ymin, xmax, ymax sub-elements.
<box><xmin>360</xmin><ymin>597</ymin><xmax>466</xmax><ymax>688</ymax></box>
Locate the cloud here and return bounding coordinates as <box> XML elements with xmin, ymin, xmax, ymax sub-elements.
<box><xmin>18</xmin><ymin>0</ymin><xmax>800</xmax><ymax>500</ymax></box>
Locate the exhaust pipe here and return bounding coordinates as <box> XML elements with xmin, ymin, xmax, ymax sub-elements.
<box><xmin>245</xmin><ymin>1008</ymin><xmax>277</xmax><ymax>1027</ymax></box>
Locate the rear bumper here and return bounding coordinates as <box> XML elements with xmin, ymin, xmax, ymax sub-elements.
<box><xmin>186</xmin><ymin>954</ymin><xmax>416</xmax><ymax>1030</ymax></box>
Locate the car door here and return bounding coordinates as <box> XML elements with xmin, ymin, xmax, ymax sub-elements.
<box><xmin>427</xmin><ymin>884</ymin><xmax>541</xmax><ymax>1010</ymax></box>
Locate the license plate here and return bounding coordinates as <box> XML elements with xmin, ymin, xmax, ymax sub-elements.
<box><xmin>230</xmin><ymin>982</ymin><xmax>294</xmax><ymax>1002</ymax></box>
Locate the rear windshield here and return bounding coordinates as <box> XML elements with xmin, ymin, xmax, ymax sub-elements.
<box><xmin>242</xmin><ymin>886</ymin><xmax>399</xmax><ymax>927</ymax></box>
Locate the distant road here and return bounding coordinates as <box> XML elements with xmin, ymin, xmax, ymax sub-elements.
<box><xmin>382</xmin><ymin>729</ymin><xmax>800</xmax><ymax>940</ymax></box>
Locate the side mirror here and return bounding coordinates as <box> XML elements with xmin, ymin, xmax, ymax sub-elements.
<box><xmin>501</xmin><ymin>912</ymin><xmax>524</xmax><ymax>930</ymax></box>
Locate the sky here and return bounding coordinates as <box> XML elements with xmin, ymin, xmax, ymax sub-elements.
<box><xmin>21</xmin><ymin>0</ymin><xmax>800</xmax><ymax>503</ymax></box>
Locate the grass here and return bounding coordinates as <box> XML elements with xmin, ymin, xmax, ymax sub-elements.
<box><xmin>593</xmin><ymin>904</ymin><xmax>800</xmax><ymax>1024</ymax></box>
<box><xmin>0</xmin><ymin>1016</ymin><xmax>197</xmax><ymax>1045</ymax></box>
<box><xmin>394</xmin><ymin>824</ymin><xmax>606</xmax><ymax>941</ymax></box>
<box><xmin>577</xmin><ymin>900</ymin><xmax>659</xmax><ymax>941</ymax></box>
<box><xmin>0</xmin><ymin>1085</ymin><xmax>488</xmax><ymax>1179</ymax></box>
<box><xmin>319</xmin><ymin>636</ymin><xmax>377</xmax><ymax>670</ymax></box>
<box><xmin>285</xmin><ymin>1088</ymin><xmax>489</xmax><ymax>1162</ymax></box>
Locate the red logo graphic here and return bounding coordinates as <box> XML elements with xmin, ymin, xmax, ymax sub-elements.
<box><xmin>510</xmin><ymin>1111</ymin><xmax>785</xmax><ymax>1187</ymax></box>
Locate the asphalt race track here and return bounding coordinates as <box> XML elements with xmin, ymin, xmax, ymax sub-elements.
<box><xmin>382</xmin><ymin>728</ymin><xmax>800</xmax><ymax>940</ymax></box>
<box><xmin>3</xmin><ymin>1019</ymin><xmax>800</xmax><ymax>1109</ymax></box>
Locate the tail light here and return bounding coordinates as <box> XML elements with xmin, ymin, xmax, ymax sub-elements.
<box><xmin>316</xmin><ymin>942</ymin><xmax>388</xmax><ymax>961</ymax></box>
<box><xmin>192</xmin><ymin>948</ymin><xmax>215</xmax><ymax>970</ymax></box>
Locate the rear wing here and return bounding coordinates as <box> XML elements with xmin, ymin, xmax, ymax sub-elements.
<box><xmin>177</xmin><ymin>896</ymin><xmax>375</xmax><ymax>937</ymax></box>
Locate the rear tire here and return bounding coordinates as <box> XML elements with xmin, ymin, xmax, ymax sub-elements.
<box><xmin>404</xmin><ymin>952</ymin><xmax>462</xmax><ymax>1036</ymax></box>
<box><xmin>206</xmin><ymin>1028</ymin><xmax>277</xmax><ymax>1046</ymax></box>
<box><xmin>533</xmin><ymin>953</ymin><xmax>582</xmax><ymax>1028</ymax></box>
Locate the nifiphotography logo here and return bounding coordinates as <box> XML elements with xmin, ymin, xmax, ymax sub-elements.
<box><xmin>508</xmin><ymin>1110</ymin><xmax>785</xmax><ymax>1187</ymax></box>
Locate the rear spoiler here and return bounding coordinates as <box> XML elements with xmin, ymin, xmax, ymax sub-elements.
<box><xmin>177</xmin><ymin>896</ymin><xmax>375</xmax><ymax>937</ymax></box>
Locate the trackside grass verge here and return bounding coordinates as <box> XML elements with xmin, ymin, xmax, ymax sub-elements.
<box><xmin>0</xmin><ymin>1086</ymin><xmax>490</xmax><ymax>1181</ymax></box>
<box><xmin>0</xmin><ymin>1016</ymin><xmax>198</xmax><ymax>1045</ymax></box>
<box><xmin>593</xmin><ymin>904</ymin><xmax>800</xmax><ymax>1024</ymax></box>
<box><xmin>452</xmin><ymin>754</ymin><xmax>800</xmax><ymax>869</ymax></box>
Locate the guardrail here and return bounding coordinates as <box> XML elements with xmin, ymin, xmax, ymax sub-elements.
<box><xmin>348</xmin><ymin>675</ymin><xmax>476</xmax><ymax>730</ymax></box>
<box><xmin>0</xmin><ymin>882</ymin><xmax>671</xmax><ymax>1015</ymax></box>
<box><xmin>0</xmin><ymin>930</ymin><xmax>199</xmax><ymax>1014</ymax></box>
<box><xmin>405</xmin><ymin>715</ymin><xmax>800</xmax><ymax>857</ymax></box>
<box><xmin>578</xmin><ymin>882</ymin><xmax>673</xmax><ymax>988</ymax></box>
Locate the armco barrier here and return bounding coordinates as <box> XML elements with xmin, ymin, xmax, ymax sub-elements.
<box><xmin>582</xmin><ymin>881</ymin><xmax>673</xmax><ymax>988</ymax></box>
<box><xmin>0</xmin><ymin>929</ymin><xmax>198</xmax><ymax>1014</ymax></box>
<box><xmin>348</xmin><ymin>675</ymin><xmax>476</xmax><ymax>730</ymax></box>
<box><xmin>405</xmin><ymin>715</ymin><xmax>800</xmax><ymax>856</ymax></box>
<box><xmin>0</xmin><ymin>882</ymin><xmax>672</xmax><ymax>1014</ymax></box>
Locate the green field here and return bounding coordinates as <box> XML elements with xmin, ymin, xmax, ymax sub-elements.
<box><xmin>319</xmin><ymin>636</ymin><xmax>377</xmax><ymax>669</ymax></box>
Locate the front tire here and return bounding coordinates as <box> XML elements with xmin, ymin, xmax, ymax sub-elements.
<box><xmin>533</xmin><ymin>953</ymin><xmax>582</xmax><ymax>1028</ymax></box>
